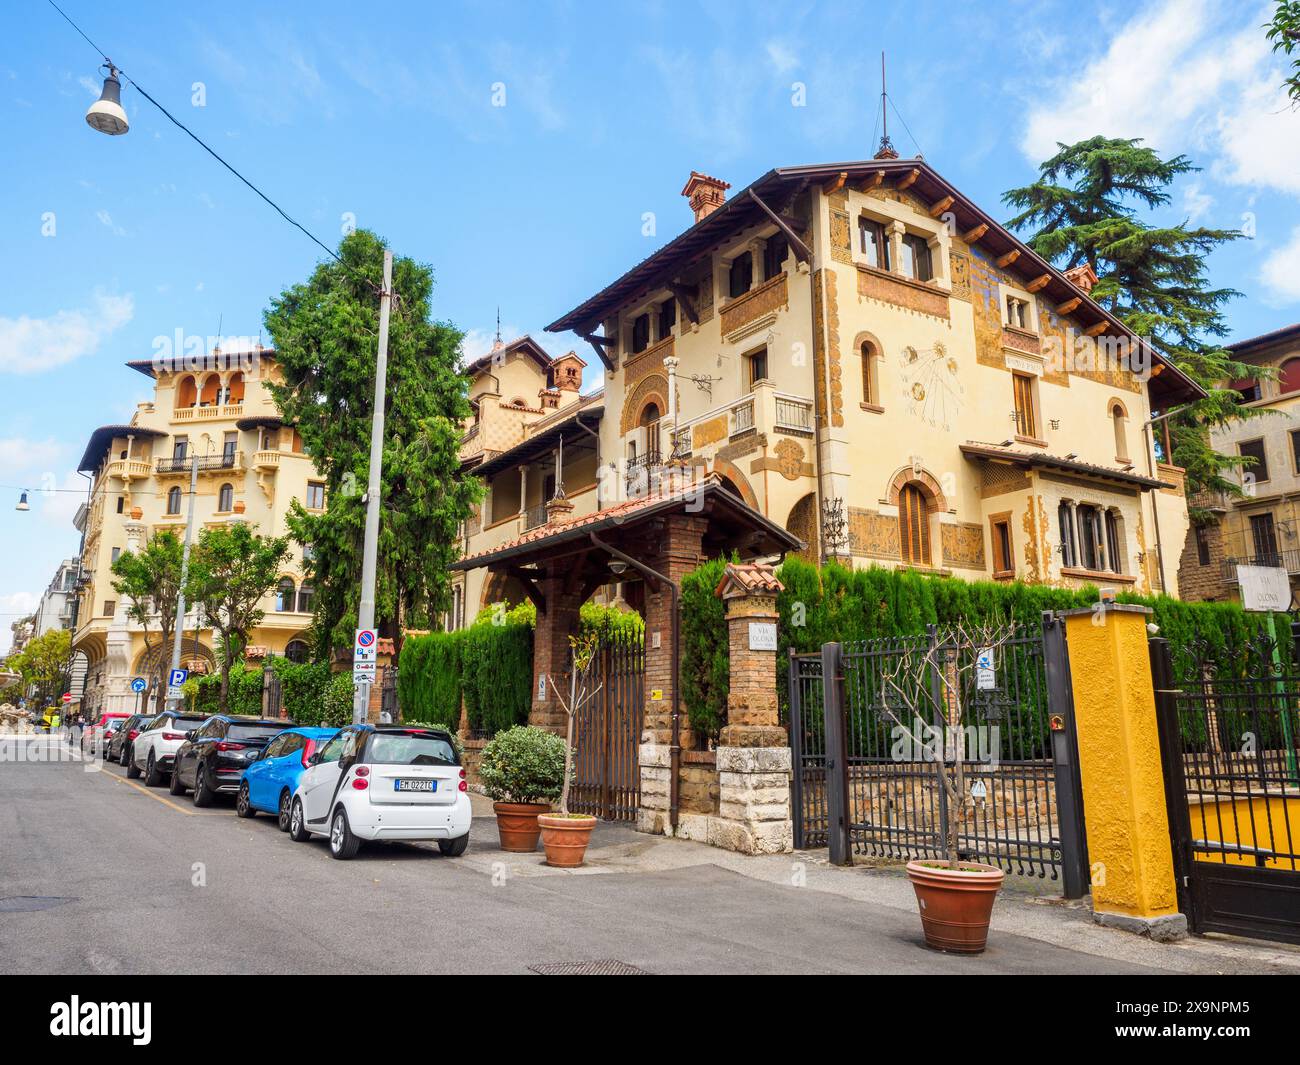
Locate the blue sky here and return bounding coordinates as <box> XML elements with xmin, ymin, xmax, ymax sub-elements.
<box><xmin>2</xmin><ymin>0</ymin><xmax>1298</xmax><ymax>651</ymax></box>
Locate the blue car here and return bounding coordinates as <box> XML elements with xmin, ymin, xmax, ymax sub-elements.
<box><xmin>235</xmin><ymin>726</ymin><xmax>340</xmax><ymax>830</ymax></box>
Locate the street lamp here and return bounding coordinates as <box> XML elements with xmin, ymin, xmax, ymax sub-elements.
<box><xmin>85</xmin><ymin>65</ymin><xmax>128</xmax><ymax>136</ymax></box>
<box><xmin>15</xmin><ymin>491</ymin><xmax>30</xmax><ymax>512</ymax></box>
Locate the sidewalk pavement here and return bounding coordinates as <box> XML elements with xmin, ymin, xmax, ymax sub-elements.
<box><xmin>463</xmin><ymin>793</ymin><xmax>1300</xmax><ymax>975</ymax></box>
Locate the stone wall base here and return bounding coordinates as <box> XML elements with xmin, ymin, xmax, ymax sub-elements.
<box><xmin>635</xmin><ymin>742</ymin><xmax>793</xmax><ymax>855</ymax></box>
<box><xmin>1093</xmin><ymin>910</ymin><xmax>1188</xmax><ymax>942</ymax></box>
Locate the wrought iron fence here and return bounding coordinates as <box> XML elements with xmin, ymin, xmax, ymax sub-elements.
<box><xmin>789</xmin><ymin>615</ymin><xmax>1086</xmax><ymax>892</ymax></box>
<box><xmin>569</xmin><ymin>622</ymin><xmax>644</xmax><ymax>822</ymax></box>
<box><xmin>381</xmin><ymin>666</ymin><xmax>399</xmax><ymax>722</ymax></box>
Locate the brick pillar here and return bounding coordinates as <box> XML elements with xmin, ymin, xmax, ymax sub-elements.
<box><xmin>530</xmin><ymin>561</ymin><xmax>582</xmax><ymax>734</ymax></box>
<box><xmin>636</xmin><ymin>513</ymin><xmax>707</xmax><ymax>836</ymax></box>
<box><xmin>711</xmin><ymin>562</ymin><xmax>792</xmax><ymax>854</ymax></box>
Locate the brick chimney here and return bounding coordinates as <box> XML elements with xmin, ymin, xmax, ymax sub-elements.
<box><xmin>681</xmin><ymin>171</ymin><xmax>731</xmax><ymax>222</ymax></box>
<box><xmin>1064</xmin><ymin>263</ymin><xmax>1098</xmax><ymax>295</ymax></box>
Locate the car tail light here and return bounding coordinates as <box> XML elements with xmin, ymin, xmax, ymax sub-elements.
<box><xmin>352</xmin><ymin>778</ymin><xmax>368</xmax><ymax>790</ymax></box>
<box><xmin>459</xmin><ymin>768</ymin><xmax>466</xmax><ymax>778</ymax></box>
<box><xmin>458</xmin><ymin>780</ymin><xmax>468</xmax><ymax>792</ymax></box>
<box><xmin>162</xmin><ymin>732</ymin><xmax>186</xmax><ymax>741</ymax></box>
<box><xmin>216</xmin><ymin>741</ymin><xmax>246</xmax><ymax>752</ymax></box>
<box><xmin>355</xmin><ymin>766</ymin><xmax>369</xmax><ymax>777</ymax></box>
<box><xmin>128</xmin><ymin>730</ymin><xmax>139</xmax><ymax>740</ymax></box>
<box><xmin>301</xmin><ymin>738</ymin><xmax>317</xmax><ymax>768</ymax></box>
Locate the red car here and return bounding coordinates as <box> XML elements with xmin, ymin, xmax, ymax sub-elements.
<box><xmin>82</xmin><ymin>712</ymin><xmax>132</xmax><ymax>754</ymax></box>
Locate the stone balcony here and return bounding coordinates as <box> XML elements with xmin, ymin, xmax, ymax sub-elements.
<box><xmin>172</xmin><ymin>402</ymin><xmax>244</xmax><ymax>422</ymax></box>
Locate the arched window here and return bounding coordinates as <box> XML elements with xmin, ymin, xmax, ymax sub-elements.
<box><xmin>1281</xmin><ymin>358</ymin><xmax>1300</xmax><ymax>396</ymax></box>
<box><xmin>217</xmin><ymin>483</ymin><xmax>234</xmax><ymax>512</ymax></box>
<box><xmin>296</xmin><ymin>583</ymin><xmax>314</xmax><ymax>613</ymax></box>
<box><xmin>860</xmin><ymin>341</ymin><xmax>878</xmax><ymax>406</ymax></box>
<box><xmin>199</xmin><ymin>374</ymin><xmax>221</xmax><ymax>406</ymax></box>
<box><xmin>276</xmin><ymin>578</ymin><xmax>296</xmax><ymax>612</ymax></box>
<box><xmin>1111</xmin><ymin>403</ymin><xmax>1128</xmax><ymax>461</ymax></box>
<box><xmin>898</xmin><ymin>483</ymin><xmax>931</xmax><ymax>566</ymax></box>
<box><xmin>639</xmin><ymin>401</ymin><xmax>661</xmax><ymax>459</ymax></box>
<box><xmin>175</xmin><ymin>376</ymin><xmax>197</xmax><ymax>410</ymax></box>
<box><xmin>166</xmin><ymin>486</ymin><xmax>182</xmax><ymax>515</ymax></box>
<box><xmin>284</xmin><ymin>639</ymin><xmax>310</xmax><ymax>664</ymax></box>
<box><xmin>225</xmin><ymin>372</ymin><xmax>245</xmax><ymax>405</ymax></box>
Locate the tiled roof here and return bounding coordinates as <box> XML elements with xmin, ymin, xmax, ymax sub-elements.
<box><xmin>959</xmin><ymin>441</ymin><xmax>1172</xmax><ymax>490</ymax></box>
<box><xmin>715</xmin><ymin>562</ymin><xmax>784</xmax><ymax>597</ymax></box>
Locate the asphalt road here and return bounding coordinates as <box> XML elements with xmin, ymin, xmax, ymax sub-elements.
<box><xmin>0</xmin><ymin>739</ymin><xmax>1177</xmax><ymax>975</ymax></box>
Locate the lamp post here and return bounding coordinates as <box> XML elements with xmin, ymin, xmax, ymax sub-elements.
<box><xmin>165</xmin><ymin>447</ymin><xmax>201</xmax><ymax>711</ymax></box>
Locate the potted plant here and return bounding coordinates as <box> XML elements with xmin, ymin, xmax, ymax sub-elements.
<box><xmin>538</xmin><ymin>632</ymin><xmax>603</xmax><ymax>867</ymax></box>
<box><xmin>878</xmin><ymin>621</ymin><xmax>1011</xmax><ymax>954</ymax></box>
<box><xmin>479</xmin><ymin>724</ymin><xmax>566</xmax><ymax>852</ymax></box>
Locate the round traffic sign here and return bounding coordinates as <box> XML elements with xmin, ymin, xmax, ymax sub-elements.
<box><xmin>61</xmin><ymin>693</ymin><xmax>72</xmax><ymax>704</ymax></box>
<box><xmin>356</xmin><ymin>630</ymin><xmax>376</xmax><ymax>648</ymax></box>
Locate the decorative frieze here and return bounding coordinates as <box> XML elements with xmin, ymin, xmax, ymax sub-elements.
<box><xmin>855</xmin><ymin>263</ymin><xmax>951</xmax><ymax>321</ymax></box>
<box><xmin>940</xmin><ymin>521</ymin><xmax>986</xmax><ymax>571</ymax></box>
<box><xmin>720</xmin><ymin>273</ymin><xmax>789</xmax><ymax>337</ymax></box>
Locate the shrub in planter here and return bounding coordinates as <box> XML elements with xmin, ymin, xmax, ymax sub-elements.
<box><xmin>478</xmin><ymin>725</ymin><xmax>566</xmax><ymax>852</ymax></box>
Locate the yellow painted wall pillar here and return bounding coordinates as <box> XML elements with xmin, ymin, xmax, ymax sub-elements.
<box><xmin>1062</xmin><ymin>603</ymin><xmax>1188</xmax><ymax>940</ymax></box>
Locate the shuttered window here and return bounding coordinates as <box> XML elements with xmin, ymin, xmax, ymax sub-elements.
<box><xmin>898</xmin><ymin>484</ymin><xmax>931</xmax><ymax>566</ymax></box>
<box><xmin>1013</xmin><ymin>373</ymin><xmax>1037</xmax><ymax>439</ymax></box>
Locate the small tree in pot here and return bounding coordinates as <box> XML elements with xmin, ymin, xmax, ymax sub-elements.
<box><xmin>877</xmin><ymin>620</ymin><xmax>1013</xmax><ymax>954</ymax></box>
<box><xmin>539</xmin><ymin>631</ymin><xmax>603</xmax><ymax>867</ymax></box>
<box><xmin>479</xmin><ymin>725</ymin><xmax>566</xmax><ymax>852</ymax></box>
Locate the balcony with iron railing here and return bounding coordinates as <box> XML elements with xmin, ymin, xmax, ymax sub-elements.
<box><xmin>522</xmin><ymin>500</ymin><xmax>549</xmax><ymax>531</ymax></box>
<box><xmin>1222</xmin><ymin>550</ymin><xmax>1300</xmax><ymax>582</ymax></box>
<box><xmin>625</xmin><ymin>449</ymin><xmax>663</xmax><ymax>497</ymax></box>
<box><xmin>156</xmin><ymin>451</ymin><xmax>244</xmax><ymax>476</ymax></box>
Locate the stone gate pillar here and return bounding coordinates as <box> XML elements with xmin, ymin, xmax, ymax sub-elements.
<box><xmin>712</xmin><ymin>563</ymin><xmax>793</xmax><ymax>854</ymax></box>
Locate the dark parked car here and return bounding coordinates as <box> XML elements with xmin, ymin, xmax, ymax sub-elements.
<box><xmin>106</xmin><ymin>712</ymin><xmax>153</xmax><ymax>765</ymax></box>
<box><xmin>169</xmin><ymin>715</ymin><xmax>291</xmax><ymax>807</ymax></box>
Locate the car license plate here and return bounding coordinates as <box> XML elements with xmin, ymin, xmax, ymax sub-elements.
<box><xmin>394</xmin><ymin>779</ymin><xmax>435</xmax><ymax>793</ymax></box>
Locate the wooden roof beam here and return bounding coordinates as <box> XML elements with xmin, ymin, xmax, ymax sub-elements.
<box><xmin>897</xmin><ymin>168</ymin><xmax>920</xmax><ymax>191</ymax></box>
<box><xmin>996</xmin><ymin>249</ymin><xmax>1021</xmax><ymax>268</ymax></box>
<box><xmin>822</xmin><ymin>171</ymin><xmax>848</xmax><ymax>194</ymax></box>
<box><xmin>668</xmin><ymin>282</ymin><xmax>699</xmax><ymax>325</ymax></box>
<box><xmin>1056</xmin><ymin>296</ymin><xmax>1082</xmax><ymax>315</ymax></box>
<box><xmin>746</xmin><ymin>188</ymin><xmax>812</xmax><ymax>263</ymax></box>
<box><xmin>1026</xmin><ymin>273</ymin><xmax>1051</xmax><ymax>293</ymax></box>
<box><xmin>962</xmin><ymin>223</ymin><xmax>988</xmax><ymax>243</ymax></box>
<box><xmin>1084</xmin><ymin>322</ymin><xmax>1108</xmax><ymax>337</ymax></box>
<box><xmin>928</xmin><ymin>195</ymin><xmax>955</xmax><ymax>218</ymax></box>
<box><xmin>581</xmin><ymin>332</ymin><xmax>617</xmax><ymax>372</ymax></box>
<box><xmin>857</xmin><ymin>171</ymin><xmax>885</xmax><ymax>192</ymax></box>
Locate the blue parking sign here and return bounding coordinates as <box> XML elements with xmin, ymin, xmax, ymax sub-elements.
<box><xmin>168</xmin><ymin>668</ymin><xmax>189</xmax><ymax>688</ymax></box>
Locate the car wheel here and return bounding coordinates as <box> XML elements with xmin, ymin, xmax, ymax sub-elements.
<box><xmin>144</xmin><ymin>752</ymin><xmax>162</xmax><ymax>788</ymax></box>
<box><xmin>288</xmin><ymin>798</ymin><xmax>310</xmax><ymax>842</ymax></box>
<box><xmin>438</xmin><ymin>834</ymin><xmax>469</xmax><ymax>857</ymax></box>
<box><xmin>169</xmin><ymin>761</ymin><xmax>186</xmax><ymax>795</ymax></box>
<box><xmin>235</xmin><ymin>781</ymin><xmax>256</xmax><ymax>818</ymax></box>
<box><xmin>277</xmin><ymin>790</ymin><xmax>292</xmax><ymax>832</ymax></box>
<box><xmin>192</xmin><ymin>765</ymin><xmax>214</xmax><ymax>807</ymax></box>
<box><xmin>328</xmin><ymin>808</ymin><xmax>360</xmax><ymax>860</ymax></box>
<box><xmin>119</xmin><ymin>743</ymin><xmax>131</xmax><ymax>767</ymax></box>
<box><xmin>125</xmin><ymin>751</ymin><xmax>142</xmax><ymax>779</ymax></box>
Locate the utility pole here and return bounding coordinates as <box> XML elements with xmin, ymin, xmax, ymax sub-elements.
<box><xmin>353</xmin><ymin>250</ymin><xmax>394</xmax><ymax>724</ymax></box>
<box><xmin>166</xmin><ymin>448</ymin><xmax>201</xmax><ymax>710</ymax></box>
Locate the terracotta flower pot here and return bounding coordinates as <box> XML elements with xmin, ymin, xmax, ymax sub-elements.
<box><xmin>906</xmin><ymin>860</ymin><xmax>1005</xmax><ymax>954</ymax></box>
<box><xmin>492</xmin><ymin>802</ymin><xmax>550</xmax><ymax>852</ymax></box>
<box><xmin>538</xmin><ymin>813</ymin><xmax>597</xmax><ymax>868</ymax></box>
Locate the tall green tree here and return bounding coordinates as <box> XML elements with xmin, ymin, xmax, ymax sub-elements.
<box><xmin>186</xmin><ymin>523</ymin><xmax>288</xmax><ymax>713</ymax></box>
<box><xmin>8</xmin><ymin>628</ymin><xmax>72</xmax><ymax>706</ymax></box>
<box><xmin>1003</xmin><ymin>136</ymin><xmax>1257</xmax><ymax>502</ymax></box>
<box><xmin>111</xmin><ymin>530</ymin><xmax>185</xmax><ymax>712</ymax></box>
<box><xmin>264</xmin><ymin>229</ymin><xmax>482</xmax><ymax>658</ymax></box>
<box><xmin>1268</xmin><ymin>1</ymin><xmax>1300</xmax><ymax>104</ymax></box>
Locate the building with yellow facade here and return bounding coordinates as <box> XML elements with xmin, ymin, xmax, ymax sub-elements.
<box><xmin>72</xmin><ymin>348</ymin><xmax>324</xmax><ymax>716</ymax></box>
<box><xmin>1178</xmin><ymin>323</ymin><xmax>1300</xmax><ymax>603</ymax></box>
<box><xmin>452</xmin><ymin>156</ymin><xmax>1203</xmax><ymax>616</ymax></box>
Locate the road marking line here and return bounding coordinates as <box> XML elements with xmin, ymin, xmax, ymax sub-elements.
<box><xmin>99</xmin><ymin>770</ymin><xmax>223</xmax><ymax>816</ymax></box>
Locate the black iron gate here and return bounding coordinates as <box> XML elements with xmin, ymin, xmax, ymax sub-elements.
<box><xmin>1150</xmin><ymin>629</ymin><xmax>1300</xmax><ymax>945</ymax></box>
<box><xmin>788</xmin><ymin>612</ymin><xmax>1087</xmax><ymax>896</ymax></box>
<box><xmin>570</xmin><ymin>625</ymin><xmax>644</xmax><ymax>822</ymax></box>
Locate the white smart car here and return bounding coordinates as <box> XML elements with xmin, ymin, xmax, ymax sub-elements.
<box><xmin>288</xmin><ymin>724</ymin><xmax>471</xmax><ymax>860</ymax></box>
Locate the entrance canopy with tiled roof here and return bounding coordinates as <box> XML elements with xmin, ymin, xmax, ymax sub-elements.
<box><xmin>450</xmin><ymin>475</ymin><xmax>801</xmax><ymax>576</ymax></box>
<box><xmin>959</xmin><ymin>441</ymin><xmax>1172</xmax><ymax>491</ymax></box>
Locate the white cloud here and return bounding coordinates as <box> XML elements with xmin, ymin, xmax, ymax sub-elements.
<box><xmin>0</xmin><ymin>591</ymin><xmax>41</xmax><ymax>655</ymax></box>
<box><xmin>0</xmin><ymin>292</ymin><xmax>133</xmax><ymax>374</ymax></box>
<box><xmin>1260</xmin><ymin>225</ymin><xmax>1300</xmax><ymax>304</ymax></box>
<box><xmin>765</xmin><ymin>40</ymin><xmax>799</xmax><ymax>75</ymax></box>
<box><xmin>1021</xmin><ymin>1</ymin><xmax>1297</xmax><ymax>195</ymax></box>
<box><xmin>460</xmin><ymin>324</ymin><xmax>522</xmax><ymax>364</ymax></box>
<box><xmin>1182</xmin><ymin>181</ymin><xmax>1213</xmax><ymax>222</ymax></box>
<box><xmin>96</xmin><ymin>209</ymin><xmax>127</xmax><ymax>236</ymax></box>
<box><xmin>0</xmin><ymin>437</ymin><xmax>62</xmax><ymax>472</ymax></box>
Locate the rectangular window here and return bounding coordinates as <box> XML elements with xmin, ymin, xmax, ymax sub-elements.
<box><xmin>222</xmin><ymin>431</ymin><xmax>238</xmax><ymax>464</ymax></box>
<box><xmin>103</xmin><ymin>600</ymin><xmax>115</xmax><ymax>617</ymax></box>
<box><xmin>748</xmin><ymin>347</ymin><xmax>768</xmax><ymax>388</ymax></box>
<box><xmin>1005</xmin><ymin>294</ymin><xmax>1031</xmax><ymax>331</ymax></box>
<box><xmin>1291</xmin><ymin>430</ymin><xmax>1300</xmax><ymax>472</ymax></box>
<box><xmin>858</xmin><ymin>218</ymin><xmax>889</xmax><ymax>271</ymax></box>
<box><xmin>1104</xmin><ymin>511</ymin><xmax>1122</xmax><ymax>574</ymax></box>
<box><xmin>901</xmin><ymin>233</ymin><xmax>933</xmax><ymax>282</ymax></box>
<box><xmin>116</xmin><ymin>497</ymin><xmax>124</xmax><ymax>514</ymax></box>
<box><xmin>1058</xmin><ymin>502</ymin><xmax>1077</xmax><ymax>568</ymax></box>
<box><xmin>631</xmin><ymin>313</ymin><xmax>650</xmax><ymax>354</ymax></box>
<box><xmin>657</xmin><ymin>298</ymin><xmax>675</xmax><ymax>340</ymax></box>
<box><xmin>763</xmin><ymin>236</ymin><xmax>788</xmax><ymax>281</ymax></box>
<box><xmin>1250</xmin><ymin>512</ymin><xmax>1279</xmax><ymax>564</ymax></box>
<box><xmin>1195</xmin><ymin>525</ymin><xmax>1211</xmax><ymax>566</ymax></box>
<box><xmin>172</xmin><ymin>436</ymin><xmax>188</xmax><ymax>462</ymax></box>
<box><xmin>1077</xmin><ymin>504</ymin><xmax>1101</xmax><ymax>571</ymax></box>
<box><xmin>1239</xmin><ymin>438</ymin><xmax>1269</xmax><ymax>484</ymax></box>
<box><xmin>1012</xmin><ymin>372</ymin><xmax>1037</xmax><ymax>439</ymax></box>
<box><xmin>991</xmin><ymin>519</ymin><xmax>1013</xmax><ymax>576</ymax></box>
<box><xmin>110</xmin><ymin>547</ymin><xmax>121</xmax><ymax>564</ymax></box>
<box><xmin>306</xmin><ymin>482</ymin><xmax>326</xmax><ymax>510</ymax></box>
<box><xmin>728</xmin><ymin>252</ymin><xmax>753</xmax><ymax>298</ymax></box>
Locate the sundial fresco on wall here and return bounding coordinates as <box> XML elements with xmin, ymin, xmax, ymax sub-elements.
<box><xmin>898</xmin><ymin>340</ymin><xmax>963</xmax><ymax>430</ymax></box>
